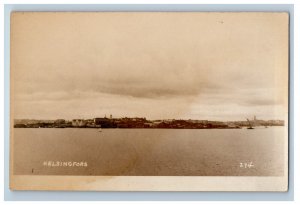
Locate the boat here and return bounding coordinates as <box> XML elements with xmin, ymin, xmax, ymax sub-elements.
<box><xmin>246</xmin><ymin>118</ymin><xmax>254</xmax><ymax>129</ymax></box>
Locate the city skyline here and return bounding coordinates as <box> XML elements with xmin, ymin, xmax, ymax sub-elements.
<box><xmin>13</xmin><ymin>114</ymin><xmax>284</xmax><ymax>122</ymax></box>
<box><xmin>14</xmin><ymin>115</ymin><xmax>285</xmax><ymax>129</ymax></box>
<box><xmin>12</xmin><ymin>12</ymin><xmax>288</xmax><ymax>121</ymax></box>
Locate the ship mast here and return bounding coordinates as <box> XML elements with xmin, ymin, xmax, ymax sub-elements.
<box><xmin>246</xmin><ymin>118</ymin><xmax>253</xmax><ymax>129</ymax></box>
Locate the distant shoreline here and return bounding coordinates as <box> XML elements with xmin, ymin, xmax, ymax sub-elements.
<box><xmin>14</xmin><ymin>127</ymin><xmax>245</xmax><ymax>129</ymax></box>
<box><xmin>14</xmin><ymin>117</ymin><xmax>284</xmax><ymax>129</ymax></box>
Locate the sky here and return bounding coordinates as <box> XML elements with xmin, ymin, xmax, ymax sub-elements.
<box><xmin>11</xmin><ymin>12</ymin><xmax>289</xmax><ymax>121</ymax></box>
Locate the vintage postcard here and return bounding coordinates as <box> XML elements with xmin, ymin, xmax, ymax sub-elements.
<box><xmin>10</xmin><ymin>12</ymin><xmax>289</xmax><ymax>191</ymax></box>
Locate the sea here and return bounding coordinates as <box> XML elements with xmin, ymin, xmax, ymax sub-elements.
<box><xmin>13</xmin><ymin>127</ymin><xmax>286</xmax><ymax>176</ymax></box>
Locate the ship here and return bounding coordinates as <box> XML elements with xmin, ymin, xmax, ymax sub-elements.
<box><xmin>246</xmin><ymin>118</ymin><xmax>254</xmax><ymax>129</ymax></box>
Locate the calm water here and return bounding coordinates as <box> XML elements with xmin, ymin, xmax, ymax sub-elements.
<box><xmin>13</xmin><ymin>127</ymin><xmax>285</xmax><ymax>176</ymax></box>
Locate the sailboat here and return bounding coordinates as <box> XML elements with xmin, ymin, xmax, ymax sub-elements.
<box><xmin>246</xmin><ymin>118</ymin><xmax>254</xmax><ymax>129</ymax></box>
<box><xmin>98</xmin><ymin>125</ymin><xmax>102</xmax><ymax>132</ymax></box>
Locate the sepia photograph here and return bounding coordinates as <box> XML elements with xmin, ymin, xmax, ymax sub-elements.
<box><xmin>10</xmin><ymin>11</ymin><xmax>289</xmax><ymax>191</ymax></box>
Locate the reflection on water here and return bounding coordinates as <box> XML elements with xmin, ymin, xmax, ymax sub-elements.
<box><xmin>13</xmin><ymin>127</ymin><xmax>286</xmax><ymax>176</ymax></box>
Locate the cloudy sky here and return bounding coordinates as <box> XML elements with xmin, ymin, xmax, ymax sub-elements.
<box><xmin>11</xmin><ymin>12</ymin><xmax>288</xmax><ymax>121</ymax></box>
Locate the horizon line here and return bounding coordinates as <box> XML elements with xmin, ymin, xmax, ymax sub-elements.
<box><xmin>13</xmin><ymin>117</ymin><xmax>285</xmax><ymax>122</ymax></box>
